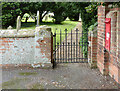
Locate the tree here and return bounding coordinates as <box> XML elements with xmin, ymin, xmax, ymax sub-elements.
<box><xmin>50</xmin><ymin>2</ymin><xmax>68</xmax><ymax>24</ymax></box>
<box><xmin>27</xmin><ymin>2</ymin><xmax>54</xmax><ymax>23</ymax></box>
<box><xmin>65</xmin><ymin>2</ymin><xmax>81</xmax><ymax>21</ymax></box>
<box><xmin>2</xmin><ymin>2</ymin><xmax>30</xmax><ymax>28</ymax></box>
<box><xmin>2</xmin><ymin>2</ymin><xmax>54</xmax><ymax>28</ymax></box>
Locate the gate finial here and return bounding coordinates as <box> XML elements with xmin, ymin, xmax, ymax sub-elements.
<box><xmin>65</xmin><ymin>29</ymin><xmax>68</xmax><ymax>32</ymax></box>
<box><xmin>76</xmin><ymin>28</ymin><xmax>79</xmax><ymax>31</ymax></box>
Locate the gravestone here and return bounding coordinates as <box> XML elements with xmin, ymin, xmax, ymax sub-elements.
<box><xmin>16</xmin><ymin>16</ymin><xmax>21</xmax><ymax>31</ymax></box>
<box><xmin>7</xmin><ymin>25</ymin><xmax>13</xmax><ymax>30</ymax></box>
<box><xmin>79</xmin><ymin>13</ymin><xmax>81</xmax><ymax>22</ymax></box>
<box><xmin>36</xmin><ymin>11</ymin><xmax>40</xmax><ymax>27</ymax></box>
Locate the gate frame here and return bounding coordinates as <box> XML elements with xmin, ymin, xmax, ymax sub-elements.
<box><xmin>51</xmin><ymin>28</ymin><xmax>89</xmax><ymax>68</ymax></box>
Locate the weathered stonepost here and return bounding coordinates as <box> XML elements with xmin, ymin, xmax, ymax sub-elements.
<box><xmin>16</xmin><ymin>16</ymin><xmax>21</xmax><ymax>31</ymax></box>
<box><xmin>36</xmin><ymin>11</ymin><xmax>40</xmax><ymax>27</ymax></box>
<box><xmin>79</xmin><ymin>13</ymin><xmax>81</xmax><ymax>22</ymax></box>
<box><xmin>33</xmin><ymin>26</ymin><xmax>52</xmax><ymax>68</ymax></box>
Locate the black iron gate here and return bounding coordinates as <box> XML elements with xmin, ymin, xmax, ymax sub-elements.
<box><xmin>52</xmin><ymin>28</ymin><xmax>88</xmax><ymax>68</ymax></box>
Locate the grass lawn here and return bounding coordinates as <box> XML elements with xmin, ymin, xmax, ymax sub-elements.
<box><xmin>21</xmin><ymin>21</ymin><xmax>78</xmax><ymax>33</ymax></box>
<box><xmin>21</xmin><ymin>17</ymin><xmax>78</xmax><ymax>33</ymax></box>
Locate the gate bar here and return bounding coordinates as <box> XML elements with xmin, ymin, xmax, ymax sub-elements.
<box><xmin>65</xmin><ymin>29</ymin><xmax>67</xmax><ymax>63</ymax></box>
<box><xmin>76</xmin><ymin>28</ymin><xmax>78</xmax><ymax>62</ymax></box>
<box><xmin>71</xmin><ymin>29</ymin><xmax>72</xmax><ymax>63</ymax></box>
<box><xmin>82</xmin><ymin>30</ymin><xmax>83</xmax><ymax>60</ymax></box>
<box><xmin>54</xmin><ymin>29</ymin><xmax>56</xmax><ymax>61</ymax></box>
<box><xmin>74</xmin><ymin>42</ymin><xmax>75</xmax><ymax>62</ymax></box>
<box><xmin>79</xmin><ymin>42</ymin><xmax>80</xmax><ymax>61</ymax></box>
<box><xmin>57</xmin><ymin>42</ymin><xmax>59</xmax><ymax>62</ymax></box>
<box><xmin>63</xmin><ymin>42</ymin><xmax>64</xmax><ymax>62</ymax></box>
<box><xmin>60</xmin><ymin>29</ymin><xmax>62</xmax><ymax>61</ymax></box>
<box><xmin>68</xmin><ymin>42</ymin><xmax>70</xmax><ymax>62</ymax></box>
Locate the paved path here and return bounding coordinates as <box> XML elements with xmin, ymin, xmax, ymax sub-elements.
<box><xmin>1</xmin><ymin>63</ymin><xmax>119</xmax><ymax>89</ymax></box>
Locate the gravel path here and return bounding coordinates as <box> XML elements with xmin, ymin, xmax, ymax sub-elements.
<box><xmin>1</xmin><ymin>63</ymin><xmax>119</xmax><ymax>89</ymax></box>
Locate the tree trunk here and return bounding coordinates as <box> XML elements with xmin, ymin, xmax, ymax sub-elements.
<box><xmin>25</xmin><ymin>17</ymin><xmax>28</xmax><ymax>23</ymax></box>
<box><xmin>40</xmin><ymin>13</ymin><xmax>42</xmax><ymax>23</ymax></box>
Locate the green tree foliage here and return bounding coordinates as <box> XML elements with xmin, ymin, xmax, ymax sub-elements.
<box><xmin>2</xmin><ymin>2</ymin><xmax>29</xmax><ymax>28</ymax></box>
<box><xmin>82</xmin><ymin>2</ymin><xmax>98</xmax><ymax>57</ymax></box>
<box><xmin>65</xmin><ymin>2</ymin><xmax>81</xmax><ymax>21</ymax></box>
<box><xmin>2</xmin><ymin>2</ymin><xmax>53</xmax><ymax>28</ymax></box>
<box><xmin>28</xmin><ymin>2</ymin><xmax>53</xmax><ymax>22</ymax></box>
<box><xmin>2</xmin><ymin>2</ymin><xmax>120</xmax><ymax>28</ymax></box>
<box><xmin>112</xmin><ymin>2</ymin><xmax>120</xmax><ymax>7</ymax></box>
<box><xmin>50</xmin><ymin>2</ymin><xmax>68</xmax><ymax>24</ymax></box>
<box><xmin>2</xmin><ymin>2</ymin><xmax>98</xmax><ymax>28</ymax></box>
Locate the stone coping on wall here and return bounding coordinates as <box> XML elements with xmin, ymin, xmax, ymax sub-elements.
<box><xmin>0</xmin><ymin>29</ymin><xmax>35</xmax><ymax>38</ymax></box>
<box><xmin>35</xmin><ymin>25</ymin><xmax>51</xmax><ymax>34</ymax></box>
<box><xmin>0</xmin><ymin>25</ymin><xmax>51</xmax><ymax>38</ymax></box>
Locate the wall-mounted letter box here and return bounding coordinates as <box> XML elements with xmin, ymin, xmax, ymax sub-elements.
<box><xmin>105</xmin><ymin>18</ymin><xmax>111</xmax><ymax>51</ymax></box>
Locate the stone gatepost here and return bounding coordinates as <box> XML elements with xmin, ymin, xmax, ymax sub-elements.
<box><xmin>34</xmin><ymin>26</ymin><xmax>52</xmax><ymax>68</ymax></box>
<box><xmin>79</xmin><ymin>13</ymin><xmax>81</xmax><ymax>22</ymax></box>
<box><xmin>88</xmin><ymin>29</ymin><xmax>97</xmax><ymax>68</ymax></box>
<box><xmin>16</xmin><ymin>16</ymin><xmax>21</xmax><ymax>31</ymax></box>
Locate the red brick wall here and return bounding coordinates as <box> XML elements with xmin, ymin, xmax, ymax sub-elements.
<box><xmin>97</xmin><ymin>4</ymin><xmax>120</xmax><ymax>84</ymax></box>
<box><xmin>106</xmin><ymin>7</ymin><xmax>120</xmax><ymax>84</ymax></box>
<box><xmin>88</xmin><ymin>33</ymin><xmax>91</xmax><ymax>65</ymax></box>
<box><xmin>88</xmin><ymin>30</ymin><xmax>97</xmax><ymax>68</ymax></box>
<box><xmin>0</xmin><ymin>37</ymin><xmax>35</xmax><ymax>65</ymax></box>
<box><xmin>97</xmin><ymin>5</ymin><xmax>109</xmax><ymax>75</ymax></box>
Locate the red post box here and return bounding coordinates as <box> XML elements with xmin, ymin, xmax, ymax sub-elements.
<box><xmin>105</xmin><ymin>18</ymin><xmax>111</xmax><ymax>51</ymax></box>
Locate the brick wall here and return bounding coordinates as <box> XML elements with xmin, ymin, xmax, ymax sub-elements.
<box><xmin>97</xmin><ymin>4</ymin><xmax>120</xmax><ymax>84</ymax></box>
<box><xmin>0</xmin><ymin>37</ymin><xmax>34</xmax><ymax>64</ymax></box>
<box><xmin>106</xmin><ymin>8</ymin><xmax>120</xmax><ymax>84</ymax></box>
<box><xmin>97</xmin><ymin>5</ymin><xmax>108</xmax><ymax>75</ymax></box>
<box><xmin>88</xmin><ymin>29</ymin><xmax>97</xmax><ymax>68</ymax></box>
<box><xmin>0</xmin><ymin>26</ymin><xmax>52</xmax><ymax>68</ymax></box>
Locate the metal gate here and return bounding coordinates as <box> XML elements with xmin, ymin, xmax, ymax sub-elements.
<box><xmin>52</xmin><ymin>28</ymin><xmax>88</xmax><ymax>68</ymax></box>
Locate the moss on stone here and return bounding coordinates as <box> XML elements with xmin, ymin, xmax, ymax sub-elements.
<box><xmin>1</xmin><ymin>78</ymin><xmax>28</xmax><ymax>89</ymax></box>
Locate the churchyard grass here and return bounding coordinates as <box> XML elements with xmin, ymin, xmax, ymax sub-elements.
<box><xmin>21</xmin><ymin>17</ymin><xmax>78</xmax><ymax>33</ymax></box>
